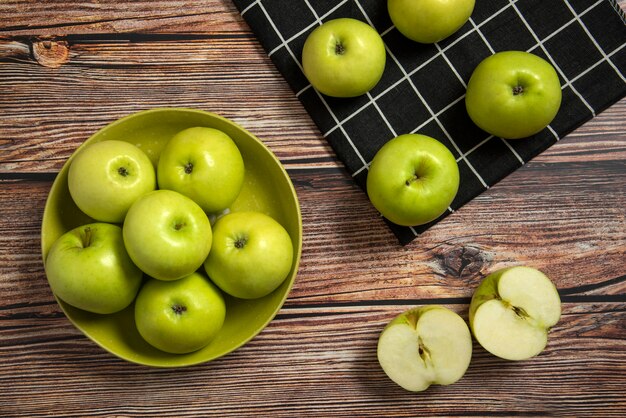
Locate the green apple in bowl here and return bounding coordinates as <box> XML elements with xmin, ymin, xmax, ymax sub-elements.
<box><xmin>377</xmin><ymin>306</ymin><xmax>472</xmax><ymax>392</ymax></box>
<box><xmin>45</xmin><ymin>222</ymin><xmax>143</xmax><ymax>314</ymax></box>
<box><xmin>469</xmin><ymin>266</ymin><xmax>561</xmax><ymax>361</ymax></box>
<box><xmin>204</xmin><ymin>211</ymin><xmax>294</xmax><ymax>299</ymax></box>
<box><xmin>123</xmin><ymin>189</ymin><xmax>212</xmax><ymax>281</ymax></box>
<box><xmin>366</xmin><ymin>134</ymin><xmax>459</xmax><ymax>226</ymax></box>
<box><xmin>68</xmin><ymin>140</ymin><xmax>156</xmax><ymax>223</ymax></box>
<box><xmin>157</xmin><ymin>126</ymin><xmax>245</xmax><ymax>214</ymax></box>
<box><xmin>465</xmin><ymin>51</ymin><xmax>562</xmax><ymax>139</ymax></box>
<box><xmin>302</xmin><ymin>18</ymin><xmax>386</xmax><ymax>98</ymax></box>
<box><xmin>388</xmin><ymin>0</ymin><xmax>475</xmax><ymax>44</ymax></box>
<box><xmin>134</xmin><ymin>272</ymin><xmax>226</xmax><ymax>354</ymax></box>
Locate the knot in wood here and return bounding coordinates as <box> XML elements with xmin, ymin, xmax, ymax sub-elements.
<box><xmin>32</xmin><ymin>39</ymin><xmax>69</xmax><ymax>68</ymax></box>
<box><xmin>437</xmin><ymin>245</ymin><xmax>488</xmax><ymax>280</ymax></box>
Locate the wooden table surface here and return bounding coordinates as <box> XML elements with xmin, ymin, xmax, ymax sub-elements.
<box><xmin>1</xmin><ymin>1</ymin><xmax>625</xmax><ymax>416</ymax></box>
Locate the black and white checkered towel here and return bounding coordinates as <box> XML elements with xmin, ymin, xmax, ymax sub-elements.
<box><xmin>232</xmin><ymin>0</ymin><xmax>626</xmax><ymax>245</ymax></box>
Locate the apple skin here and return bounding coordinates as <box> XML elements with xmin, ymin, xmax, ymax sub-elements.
<box><xmin>68</xmin><ymin>140</ymin><xmax>156</xmax><ymax>223</ymax></box>
<box><xmin>465</xmin><ymin>51</ymin><xmax>562</xmax><ymax>139</ymax></box>
<box><xmin>366</xmin><ymin>134</ymin><xmax>459</xmax><ymax>226</ymax></box>
<box><xmin>134</xmin><ymin>272</ymin><xmax>226</xmax><ymax>354</ymax></box>
<box><xmin>123</xmin><ymin>189</ymin><xmax>212</xmax><ymax>281</ymax></box>
<box><xmin>204</xmin><ymin>212</ymin><xmax>293</xmax><ymax>299</ymax></box>
<box><xmin>469</xmin><ymin>266</ymin><xmax>562</xmax><ymax>361</ymax></box>
<box><xmin>45</xmin><ymin>223</ymin><xmax>143</xmax><ymax>314</ymax></box>
<box><xmin>388</xmin><ymin>0</ymin><xmax>475</xmax><ymax>44</ymax></box>
<box><xmin>377</xmin><ymin>306</ymin><xmax>472</xmax><ymax>392</ymax></box>
<box><xmin>302</xmin><ymin>18</ymin><xmax>386</xmax><ymax>98</ymax></box>
<box><xmin>157</xmin><ymin>127</ymin><xmax>245</xmax><ymax>214</ymax></box>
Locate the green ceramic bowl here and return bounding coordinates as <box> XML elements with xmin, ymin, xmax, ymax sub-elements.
<box><xmin>41</xmin><ymin>108</ymin><xmax>302</xmax><ymax>367</ymax></box>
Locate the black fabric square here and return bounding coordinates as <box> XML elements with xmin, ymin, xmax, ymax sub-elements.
<box><xmin>509</xmin><ymin>129</ymin><xmax>557</xmax><ymax>163</ymax></box>
<box><xmin>342</xmin><ymin>105</ymin><xmax>395</xmax><ymax>163</ymax></box>
<box><xmin>240</xmin><ymin>3</ymin><xmax>282</xmax><ymax>51</ymax></box>
<box><xmin>437</xmin><ymin>99</ymin><xmax>490</xmax><ymax>155</ymax></box>
<box><xmin>549</xmin><ymin>86</ymin><xmax>594</xmax><ymax>135</ymax></box>
<box><xmin>369</xmin><ymin>54</ymin><xmax>405</xmax><ymax>97</ymax></box>
<box><xmin>417</xmin><ymin>120</ymin><xmax>461</xmax><ymax>160</ymax></box>
<box><xmin>383</xmin><ymin>29</ymin><xmax>438</xmax><ymax>73</ymax></box>
<box><xmin>543</xmin><ymin>22</ymin><xmax>604</xmax><ymax>82</ymax></box>
<box><xmin>451</xmin><ymin>159</ymin><xmax>488</xmax><ymax>209</ymax></box>
<box><xmin>270</xmin><ymin>46</ymin><xmax>309</xmax><ymax>94</ymax></box>
<box><xmin>574</xmin><ymin>61</ymin><xmax>626</xmax><ymax>115</ymax></box>
<box><xmin>325</xmin><ymin>128</ymin><xmax>367</xmax><ymax>175</ymax></box>
<box><xmin>568</xmin><ymin>0</ymin><xmax>607</xmax><ymax>14</ymax></box>
<box><xmin>480</xmin><ymin>6</ymin><xmax>536</xmax><ymax>53</ymax></box>
<box><xmin>471</xmin><ymin>0</ymin><xmax>512</xmax><ymax>24</ymax></box>
<box><xmin>515</xmin><ymin>0</ymin><xmax>573</xmax><ymax>39</ymax></box>
<box><xmin>262</xmin><ymin>0</ymin><xmax>317</xmax><ymax>41</ymax></box>
<box><xmin>356</xmin><ymin>0</ymin><xmax>393</xmax><ymax>32</ymax></box>
<box><xmin>466</xmin><ymin>138</ymin><xmax>523</xmax><ymax>186</ymax></box>
<box><xmin>232</xmin><ymin>0</ymin><xmax>626</xmax><ymax>244</ymax></box>
<box><xmin>376</xmin><ymin>79</ymin><xmax>430</xmax><ymax>135</ymax></box>
<box><xmin>298</xmin><ymin>87</ymin><xmax>335</xmax><ymax>134</ymax></box>
<box><xmin>309</xmin><ymin>0</ymin><xmax>344</xmax><ymax>17</ymax></box>
<box><xmin>444</xmin><ymin>31</ymin><xmax>492</xmax><ymax>84</ymax></box>
<box><xmin>581</xmin><ymin>1</ymin><xmax>626</xmax><ymax>53</ymax></box>
<box><xmin>410</xmin><ymin>56</ymin><xmax>466</xmax><ymax>114</ymax></box>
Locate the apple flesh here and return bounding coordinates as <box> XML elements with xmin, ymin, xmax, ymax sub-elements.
<box><xmin>302</xmin><ymin>18</ymin><xmax>386</xmax><ymax>98</ymax></box>
<box><xmin>68</xmin><ymin>140</ymin><xmax>156</xmax><ymax>223</ymax></box>
<box><xmin>134</xmin><ymin>272</ymin><xmax>226</xmax><ymax>354</ymax></box>
<box><xmin>469</xmin><ymin>266</ymin><xmax>561</xmax><ymax>361</ymax></box>
<box><xmin>465</xmin><ymin>51</ymin><xmax>562</xmax><ymax>139</ymax></box>
<box><xmin>388</xmin><ymin>0</ymin><xmax>476</xmax><ymax>44</ymax></box>
<box><xmin>366</xmin><ymin>134</ymin><xmax>459</xmax><ymax>226</ymax></box>
<box><xmin>45</xmin><ymin>223</ymin><xmax>143</xmax><ymax>314</ymax></box>
<box><xmin>157</xmin><ymin>127</ymin><xmax>245</xmax><ymax>214</ymax></box>
<box><xmin>377</xmin><ymin>306</ymin><xmax>472</xmax><ymax>392</ymax></box>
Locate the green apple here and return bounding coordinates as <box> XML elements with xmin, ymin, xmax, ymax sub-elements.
<box><xmin>377</xmin><ymin>306</ymin><xmax>472</xmax><ymax>392</ymax></box>
<box><xmin>157</xmin><ymin>127</ymin><xmax>245</xmax><ymax>214</ymax></box>
<box><xmin>204</xmin><ymin>212</ymin><xmax>293</xmax><ymax>299</ymax></box>
<box><xmin>134</xmin><ymin>272</ymin><xmax>226</xmax><ymax>354</ymax></box>
<box><xmin>123</xmin><ymin>189</ymin><xmax>212</xmax><ymax>281</ymax></box>
<box><xmin>388</xmin><ymin>0</ymin><xmax>475</xmax><ymax>44</ymax></box>
<box><xmin>45</xmin><ymin>223</ymin><xmax>143</xmax><ymax>314</ymax></box>
<box><xmin>469</xmin><ymin>266</ymin><xmax>561</xmax><ymax>361</ymax></box>
<box><xmin>465</xmin><ymin>51</ymin><xmax>562</xmax><ymax>139</ymax></box>
<box><xmin>68</xmin><ymin>140</ymin><xmax>156</xmax><ymax>223</ymax></box>
<box><xmin>302</xmin><ymin>18</ymin><xmax>386</xmax><ymax>98</ymax></box>
<box><xmin>366</xmin><ymin>134</ymin><xmax>459</xmax><ymax>226</ymax></box>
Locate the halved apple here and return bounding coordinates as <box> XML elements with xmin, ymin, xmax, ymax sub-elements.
<box><xmin>469</xmin><ymin>266</ymin><xmax>561</xmax><ymax>361</ymax></box>
<box><xmin>377</xmin><ymin>306</ymin><xmax>472</xmax><ymax>392</ymax></box>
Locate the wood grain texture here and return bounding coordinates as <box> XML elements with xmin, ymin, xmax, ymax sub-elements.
<box><xmin>0</xmin><ymin>1</ymin><xmax>625</xmax><ymax>416</ymax></box>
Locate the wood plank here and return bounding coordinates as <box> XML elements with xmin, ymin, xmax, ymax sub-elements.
<box><xmin>0</xmin><ymin>0</ymin><xmax>248</xmax><ymax>35</ymax></box>
<box><xmin>1</xmin><ymin>303</ymin><xmax>624</xmax><ymax>417</ymax></box>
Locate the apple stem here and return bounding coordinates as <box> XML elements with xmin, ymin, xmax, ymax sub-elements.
<box><xmin>405</xmin><ymin>175</ymin><xmax>419</xmax><ymax>186</ymax></box>
<box><xmin>512</xmin><ymin>85</ymin><xmax>524</xmax><ymax>95</ymax></box>
<box><xmin>81</xmin><ymin>226</ymin><xmax>92</xmax><ymax>248</ymax></box>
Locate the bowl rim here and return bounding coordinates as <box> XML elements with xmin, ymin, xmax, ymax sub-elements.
<box><xmin>41</xmin><ymin>107</ymin><xmax>303</xmax><ymax>367</ymax></box>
